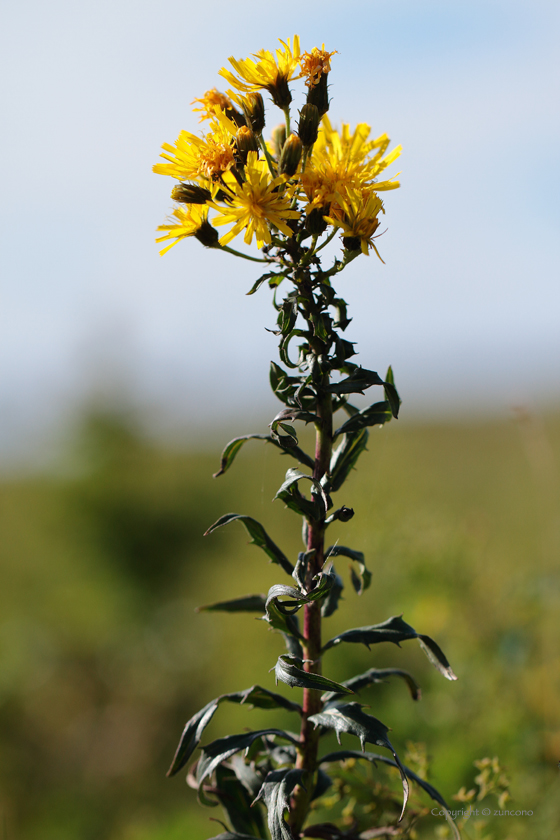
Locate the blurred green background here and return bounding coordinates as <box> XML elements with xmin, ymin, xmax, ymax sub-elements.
<box><xmin>0</xmin><ymin>409</ymin><xmax>558</xmax><ymax>839</ymax></box>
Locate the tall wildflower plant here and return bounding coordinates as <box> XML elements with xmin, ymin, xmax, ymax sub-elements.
<box><xmin>154</xmin><ymin>36</ymin><xmax>459</xmax><ymax>840</ymax></box>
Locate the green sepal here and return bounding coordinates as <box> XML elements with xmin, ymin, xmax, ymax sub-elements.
<box><xmin>204</xmin><ymin>514</ymin><xmax>294</xmax><ymax>576</ymax></box>
<box><xmin>308</xmin><ymin>703</ymin><xmax>409</xmax><ymax>821</ymax></box>
<box><xmin>197</xmin><ymin>594</ymin><xmax>267</xmax><ymax>613</ymax></box>
<box><xmin>274</xmin><ymin>655</ymin><xmax>354</xmax><ymax>694</ymax></box>
<box><xmin>325</xmin><ymin>545</ymin><xmax>371</xmax><ymax>594</ymax></box>
<box><xmin>322</xmin><ymin>615</ymin><xmax>457</xmax><ymax>681</ymax></box>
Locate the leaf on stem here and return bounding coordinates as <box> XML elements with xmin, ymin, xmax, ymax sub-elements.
<box><xmin>322</xmin><ymin>615</ymin><xmax>457</xmax><ymax>681</ymax></box>
<box><xmin>326</xmin><ymin>367</ymin><xmax>384</xmax><ymax>396</ymax></box>
<box><xmin>274</xmin><ymin>468</ymin><xmax>329</xmax><ymax>518</ymax></box>
<box><xmin>309</xmin><ymin>703</ymin><xmax>409</xmax><ymax>821</ymax></box>
<box><xmin>204</xmin><ymin>514</ymin><xmax>294</xmax><ymax>576</ymax></box>
<box><xmin>253</xmin><ymin>768</ymin><xmax>305</xmax><ymax>840</ymax></box>
<box><xmin>167</xmin><ymin>689</ymin><xmax>301</xmax><ymax>777</ymax></box>
<box><xmin>215</xmin><ymin>764</ymin><xmax>268</xmax><ymax>838</ymax></box>
<box><xmin>329</xmin><ymin>428</ymin><xmax>369</xmax><ymax>492</ymax></box>
<box><xmin>197</xmin><ymin>730</ymin><xmax>298</xmax><ymax>787</ymax></box>
<box><xmin>333</xmin><ymin>402</ymin><xmax>392</xmax><ymax>438</ymax></box>
<box><xmin>318</xmin><ymin>750</ymin><xmax>460</xmax><ymax>840</ymax></box>
<box><xmin>274</xmin><ymin>655</ymin><xmax>354</xmax><ymax>694</ymax></box>
<box><xmin>247</xmin><ymin>271</ymin><xmax>285</xmax><ymax>296</ymax></box>
<box><xmin>321</xmin><ymin>667</ymin><xmax>421</xmax><ymax>704</ymax></box>
<box><xmin>197</xmin><ymin>594</ymin><xmax>267</xmax><ymax>613</ymax></box>
<box><xmin>325</xmin><ymin>545</ymin><xmax>371</xmax><ymax>594</ymax></box>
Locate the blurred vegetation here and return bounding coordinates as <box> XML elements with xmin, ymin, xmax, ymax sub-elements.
<box><xmin>0</xmin><ymin>409</ymin><xmax>559</xmax><ymax>839</ymax></box>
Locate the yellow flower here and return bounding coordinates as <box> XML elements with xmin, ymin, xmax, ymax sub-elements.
<box><xmin>192</xmin><ymin>88</ymin><xmax>235</xmax><ymax>122</ymax></box>
<box><xmin>301</xmin><ymin>117</ymin><xmax>401</xmax><ymax>216</ymax></box>
<box><xmin>155</xmin><ymin>205</ymin><xmax>218</xmax><ymax>255</ymax></box>
<box><xmin>220</xmin><ymin>36</ymin><xmax>301</xmax><ymax>108</ymax></box>
<box><xmin>299</xmin><ymin>45</ymin><xmax>337</xmax><ymax>87</ymax></box>
<box><xmin>153</xmin><ymin>112</ymin><xmax>238</xmax><ymax>181</ymax></box>
<box><xmin>210</xmin><ymin>152</ymin><xmax>300</xmax><ymax>249</ymax></box>
<box><xmin>324</xmin><ymin>189</ymin><xmax>386</xmax><ymax>258</ymax></box>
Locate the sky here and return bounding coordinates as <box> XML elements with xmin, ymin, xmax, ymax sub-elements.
<box><xmin>1</xmin><ymin>0</ymin><xmax>559</xmax><ymax>462</ymax></box>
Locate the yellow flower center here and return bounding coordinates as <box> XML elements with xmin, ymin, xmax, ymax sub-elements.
<box><xmin>199</xmin><ymin>143</ymin><xmax>235</xmax><ymax>178</ymax></box>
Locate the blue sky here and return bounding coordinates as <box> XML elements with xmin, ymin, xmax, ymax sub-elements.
<box><xmin>1</xmin><ymin>0</ymin><xmax>559</xmax><ymax>459</ymax></box>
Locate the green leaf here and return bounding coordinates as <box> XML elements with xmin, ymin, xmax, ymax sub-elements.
<box><xmin>383</xmin><ymin>365</ymin><xmax>401</xmax><ymax>419</ymax></box>
<box><xmin>322</xmin><ymin>615</ymin><xmax>457</xmax><ymax>681</ymax></box>
<box><xmin>274</xmin><ymin>655</ymin><xmax>354</xmax><ymax>695</ymax></box>
<box><xmin>262</xmin><ymin>599</ymin><xmax>303</xmax><ymax>639</ymax></box>
<box><xmin>213</xmin><ymin>433</ymin><xmax>314</xmax><ymax>477</ymax></box>
<box><xmin>320</xmin><ymin>569</ymin><xmax>344</xmax><ymax>618</ymax></box>
<box><xmin>333</xmin><ymin>401</ymin><xmax>392</xmax><ymax>438</ymax></box>
<box><xmin>325</xmin><ymin>546</ymin><xmax>371</xmax><ymax>595</ymax></box>
<box><xmin>197</xmin><ymin>730</ymin><xmax>298</xmax><ymax>786</ymax></box>
<box><xmin>207</xmin><ymin>832</ymin><xmax>261</xmax><ymax>840</ymax></box>
<box><xmin>215</xmin><ymin>765</ymin><xmax>267</xmax><ymax>838</ymax></box>
<box><xmin>321</xmin><ymin>667</ymin><xmax>421</xmax><ymax>704</ymax></box>
<box><xmin>167</xmin><ymin>689</ymin><xmax>301</xmax><ymax>776</ymax></box>
<box><xmin>230</xmin><ymin>754</ymin><xmax>265</xmax><ymax>798</ymax></box>
<box><xmin>266</xmin><ymin>584</ymin><xmax>310</xmax><ymax>615</ymax></box>
<box><xmin>329</xmin><ymin>428</ymin><xmax>369</xmax><ymax>492</ymax></box>
<box><xmin>253</xmin><ymin>768</ymin><xmax>305</xmax><ymax>840</ymax></box>
<box><xmin>204</xmin><ymin>514</ymin><xmax>294</xmax><ymax>576</ymax></box>
<box><xmin>197</xmin><ymin>594</ymin><xmax>267</xmax><ymax>613</ymax></box>
<box><xmin>247</xmin><ymin>270</ymin><xmax>284</xmax><ymax>296</ymax></box>
<box><xmin>274</xmin><ymin>468</ymin><xmax>329</xmax><ymax>516</ymax></box>
<box><xmin>308</xmin><ymin>703</ymin><xmax>409</xmax><ymax>821</ymax></box>
<box><xmin>326</xmin><ymin>367</ymin><xmax>384</xmax><ymax>395</ymax></box>
<box><xmin>318</xmin><ymin>750</ymin><xmax>459</xmax><ymax>839</ymax></box>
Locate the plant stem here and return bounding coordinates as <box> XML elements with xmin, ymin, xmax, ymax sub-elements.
<box><xmin>290</xmin><ymin>379</ymin><xmax>333</xmax><ymax>835</ymax></box>
<box><xmin>219</xmin><ymin>245</ymin><xmax>271</xmax><ymax>263</ymax></box>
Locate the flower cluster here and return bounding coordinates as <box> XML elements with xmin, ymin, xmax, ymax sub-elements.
<box><xmin>154</xmin><ymin>36</ymin><xmax>401</xmax><ymax>260</ymax></box>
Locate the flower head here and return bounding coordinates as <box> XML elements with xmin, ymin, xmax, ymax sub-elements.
<box><xmin>210</xmin><ymin>152</ymin><xmax>300</xmax><ymax>248</ymax></box>
<box><xmin>156</xmin><ymin>205</ymin><xmax>218</xmax><ymax>255</ymax></box>
<box><xmin>324</xmin><ymin>189</ymin><xmax>386</xmax><ymax>258</ymax></box>
<box><xmin>220</xmin><ymin>36</ymin><xmax>301</xmax><ymax>109</ymax></box>
<box><xmin>299</xmin><ymin>45</ymin><xmax>337</xmax><ymax>88</ymax></box>
<box><xmin>153</xmin><ymin>112</ymin><xmax>238</xmax><ymax>181</ymax></box>
<box><xmin>192</xmin><ymin>88</ymin><xmax>235</xmax><ymax>121</ymax></box>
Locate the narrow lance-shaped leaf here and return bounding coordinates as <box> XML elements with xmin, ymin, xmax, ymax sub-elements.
<box><xmin>274</xmin><ymin>655</ymin><xmax>354</xmax><ymax>695</ymax></box>
<box><xmin>197</xmin><ymin>594</ymin><xmax>267</xmax><ymax>613</ymax></box>
<box><xmin>253</xmin><ymin>768</ymin><xmax>305</xmax><ymax>840</ymax></box>
<box><xmin>333</xmin><ymin>401</ymin><xmax>393</xmax><ymax>438</ymax></box>
<box><xmin>320</xmin><ymin>568</ymin><xmax>344</xmax><ymax>618</ymax></box>
<box><xmin>322</xmin><ymin>615</ymin><xmax>457</xmax><ymax>681</ymax></box>
<box><xmin>326</xmin><ymin>367</ymin><xmax>385</xmax><ymax>395</ymax></box>
<box><xmin>167</xmin><ymin>689</ymin><xmax>301</xmax><ymax>777</ymax></box>
<box><xmin>204</xmin><ymin>514</ymin><xmax>294</xmax><ymax>576</ymax></box>
<box><xmin>207</xmin><ymin>832</ymin><xmax>261</xmax><ymax>840</ymax></box>
<box><xmin>309</xmin><ymin>703</ymin><xmax>409</xmax><ymax>821</ymax></box>
<box><xmin>274</xmin><ymin>468</ymin><xmax>329</xmax><ymax>516</ymax></box>
<box><xmin>383</xmin><ymin>365</ymin><xmax>401</xmax><ymax>419</ymax></box>
<box><xmin>215</xmin><ymin>764</ymin><xmax>267</xmax><ymax>838</ymax></box>
<box><xmin>197</xmin><ymin>729</ymin><xmax>298</xmax><ymax>787</ymax></box>
<box><xmin>329</xmin><ymin>427</ymin><xmax>369</xmax><ymax>492</ymax></box>
<box><xmin>318</xmin><ymin>751</ymin><xmax>460</xmax><ymax>840</ymax></box>
<box><xmin>322</xmin><ymin>667</ymin><xmax>421</xmax><ymax>705</ymax></box>
<box><xmin>266</xmin><ymin>584</ymin><xmax>311</xmax><ymax>615</ymax></box>
<box><xmin>262</xmin><ymin>599</ymin><xmax>303</xmax><ymax>639</ymax></box>
<box><xmin>325</xmin><ymin>545</ymin><xmax>371</xmax><ymax>594</ymax></box>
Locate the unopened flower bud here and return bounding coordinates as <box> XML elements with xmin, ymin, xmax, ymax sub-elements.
<box><xmin>279</xmin><ymin>133</ymin><xmax>302</xmax><ymax>177</ymax></box>
<box><xmin>194</xmin><ymin>220</ymin><xmax>220</xmax><ymax>248</ymax></box>
<box><xmin>235</xmin><ymin>126</ymin><xmax>260</xmax><ymax>163</ymax></box>
<box><xmin>306</xmin><ymin>73</ymin><xmax>330</xmax><ymax>117</ymax></box>
<box><xmin>241</xmin><ymin>92</ymin><xmax>265</xmax><ymax>134</ymax></box>
<box><xmin>305</xmin><ymin>206</ymin><xmax>329</xmax><ymax>235</ymax></box>
<box><xmin>171</xmin><ymin>183</ymin><xmax>212</xmax><ymax>204</ymax></box>
<box><xmin>270</xmin><ymin>123</ymin><xmax>287</xmax><ymax>159</ymax></box>
<box><xmin>298</xmin><ymin>104</ymin><xmax>320</xmax><ymax>148</ymax></box>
